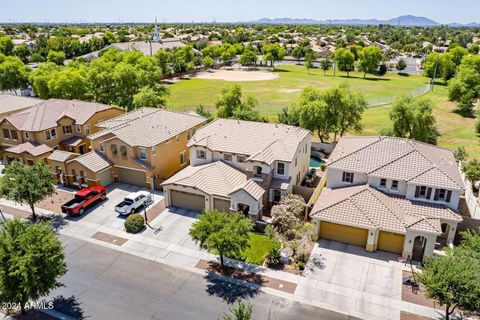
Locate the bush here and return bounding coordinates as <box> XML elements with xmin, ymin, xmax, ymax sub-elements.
<box><xmin>297</xmin><ymin>261</ymin><xmax>305</xmax><ymax>270</ymax></box>
<box><xmin>320</xmin><ymin>163</ymin><xmax>327</xmax><ymax>171</ymax></box>
<box><xmin>271</xmin><ymin>205</ymin><xmax>298</xmax><ymax>233</ymax></box>
<box><xmin>279</xmin><ymin>194</ymin><xmax>306</xmax><ymax>220</ymax></box>
<box><xmin>124</xmin><ymin>213</ymin><xmax>145</xmax><ymax>233</ymax></box>
<box><xmin>264</xmin><ymin>248</ymin><xmax>281</xmax><ymax>266</ymax></box>
<box><xmin>264</xmin><ymin>224</ymin><xmax>276</xmax><ymax>240</ymax></box>
<box><xmin>297</xmin><ymin>253</ymin><xmax>309</xmax><ymax>263</ymax></box>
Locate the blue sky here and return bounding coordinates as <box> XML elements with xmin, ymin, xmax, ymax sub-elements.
<box><xmin>1</xmin><ymin>0</ymin><xmax>479</xmax><ymax>24</ymax></box>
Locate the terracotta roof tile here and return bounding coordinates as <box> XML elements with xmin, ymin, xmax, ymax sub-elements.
<box><xmin>68</xmin><ymin>151</ymin><xmax>112</xmax><ymax>173</ymax></box>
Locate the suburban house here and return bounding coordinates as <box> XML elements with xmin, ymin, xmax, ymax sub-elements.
<box><xmin>162</xmin><ymin>119</ymin><xmax>311</xmax><ymax>219</ymax></box>
<box><xmin>49</xmin><ymin>107</ymin><xmax>207</xmax><ymax>190</ymax></box>
<box><xmin>0</xmin><ymin>99</ymin><xmax>123</xmax><ymax>165</ymax></box>
<box><xmin>310</xmin><ymin>136</ymin><xmax>465</xmax><ymax>262</ymax></box>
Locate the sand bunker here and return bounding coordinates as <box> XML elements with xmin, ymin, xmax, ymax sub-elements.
<box><xmin>195</xmin><ymin>69</ymin><xmax>279</xmax><ymax>82</ymax></box>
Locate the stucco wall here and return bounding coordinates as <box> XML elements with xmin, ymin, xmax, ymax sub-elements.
<box><xmin>405</xmin><ymin>184</ymin><xmax>461</xmax><ymax>210</ymax></box>
<box><xmin>326</xmin><ymin>168</ymin><xmax>368</xmax><ymax>189</ymax></box>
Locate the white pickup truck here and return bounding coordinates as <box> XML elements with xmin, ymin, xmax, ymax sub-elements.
<box><xmin>115</xmin><ymin>191</ymin><xmax>153</xmax><ymax>215</ymax></box>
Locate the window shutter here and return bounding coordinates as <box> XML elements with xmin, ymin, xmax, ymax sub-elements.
<box><xmin>342</xmin><ymin>172</ymin><xmax>346</xmax><ymax>182</ymax></box>
<box><xmin>434</xmin><ymin>189</ymin><xmax>440</xmax><ymax>201</ymax></box>
<box><xmin>426</xmin><ymin>188</ymin><xmax>432</xmax><ymax>199</ymax></box>
<box><xmin>415</xmin><ymin>186</ymin><xmax>420</xmax><ymax>197</ymax></box>
<box><xmin>446</xmin><ymin>190</ymin><xmax>452</xmax><ymax>203</ymax></box>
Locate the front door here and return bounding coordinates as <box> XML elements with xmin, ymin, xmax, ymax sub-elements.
<box><xmin>412</xmin><ymin>236</ymin><xmax>426</xmax><ymax>261</ymax></box>
<box><xmin>79</xmin><ymin>145</ymin><xmax>86</xmax><ymax>154</ymax></box>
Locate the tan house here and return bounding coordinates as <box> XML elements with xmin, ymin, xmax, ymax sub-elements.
<box><xmin>0</xmin><ymin>99</ymin><xmax>124</xmax><ymax>164</ymax></box>
<box><xmin>57</xmin><ymin>107</ymin><xmax>207</xmax><ymax>190</ymax></box>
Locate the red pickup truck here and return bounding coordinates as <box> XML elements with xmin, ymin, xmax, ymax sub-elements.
<box><xmin>61</xmin><ymin>186</ymin><xmax>107</xmax><ymax>216</ymax></box>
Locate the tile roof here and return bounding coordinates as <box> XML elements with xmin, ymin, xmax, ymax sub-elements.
<box><xmin>5</xmin><ymin>142</ymin><xmax>52</xmax><ymax>157</ymax></box>
<box><xmin>90</xmin><ymin>107</ymin><xmax>206</xmax><ymax>147</ymax></box>
<box><xmin>162</xmin><ymin>161</ymin><xmax>265</xmax><ymax>199</ymax></box>
<box><xmin>328</xmin><ymin>136</ymin><xmax>464</xmax><ymax>190</ymax></box>
<box><xmin>2</xmin><ymin>99</ymin><xmax>116</xmax><ymax>132</ymax></box>
<box><xmin>60</xmin><ymin>136</ymin><xmax>84</xmax><ymax>147</ymax></box>
<box><xmin>68</xmin><ymin>151</ymin><xmax>112</xmax><ymax>173</ymax></box>
<box><xmin>0</xmin><ymin>94</ymin><xmax>43</xmax><ymax>116</ymax></box>
<box><xmin>311</xmin><ymin>185</ymin><xmax>462</xmax><ymax>234</ymax></box>
<box><xmin>229</xmin><ymin>180</ymin><xmax>265</xmax><ymax>200</ymax></box>
<box><xmin>47</xmin><ymin>150</ymin><xmax>80</xmax><ymax>162</ymax></box>
<box><xmin>188</xmin><ymin>119</ymin><xmax>310</xmax><ymax>165</ymax></box>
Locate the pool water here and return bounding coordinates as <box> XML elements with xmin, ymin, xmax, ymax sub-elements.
<box><xmin>310</xmin><ymin>156</ymin><xmax>325</xmax><ymax>168</ymax></box>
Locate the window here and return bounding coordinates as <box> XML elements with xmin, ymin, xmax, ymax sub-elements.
<box><xmin>380</xmin><ymin>178</ymin><xmax>387</xmax><ymax>188</ymax></box>
<box><xmin>110</xmin><ymin>144</ymin><xmax>117</xmax><ymax>156</ymax></box>
<box><xmin>2</xmin><ymin>129</ymin><xmax>10</xmax><ymax>139</ymax></box>
<box><xmin>139</xmin><ymin>147</ymin><xmax>147</xmax><ymax>160</ymax></box>
<box><xmin>180</xmin><ymin>151</ymin><xmax>186</xmax><ymax>165</ymax></box>
<box><xmin>99</xmin><ymin>143</ymin><xmax>104</xmax><ymax>153</ymax></box>
<box><xmin>391</xmin><ymin>180</ymin><xmax>398</xmax><ymax>190</ymax></box>
<box><xmin>85</xmin><ymin>124</ymin><xmax>91</xmax><ymax>135</ymax></box>
<box><xmin>10</xmin><ymin>130</ymin><xmax>18</xmax><ymax>140</ymax></box>
<box><xmin>76</xmin><ymin>124</ymin><xmax>81</xmax><ymax>132</ymax></box>
<box><xmin>342</xmin><ymin>172</ymin><xmax>354</xmax><ymax>183</ymax></box>
<box><xmin>79</xmin><ymin>170</ymin><xmax>85</xmax><ymax>179</ymax></box>
<box><xmin>434</xmin><ymin>188</ymin><xmax>452</xmax><ymax>203</ymax></box>
<box><xmin>415</xmin><ymin>185</ymin><xmax>432</xmax><ymax>199</ymax></box>
<box><xmin>196</xmin><ymin>149</ymin><xmax>206</xmax><ymax>159</ymax></box>
<box><xmin>176</xmin><ymin>135</ymin><xmax>180</xmax><ymax>142</ymax></box>
<box><xmin>438</xmin><ymin>189</ymin><xmax>446</xmax><ymax>200</ymax></box>
<box><xmin>237</xmin><ymin>155</ymin><xmax>246</xmax><ymax>163</ymax></box>
<box><xmin>45</xmin><ymin>128</ymin><xmax>56</xmax><ymax>141</ymax></box>
<box><xmin>62</xmin><ymin>125</ymin><xmax>72</xmax><ymax>134</ymax></box>
<box><xmin>24</xmin><ymin>132</ymin><xmax>30</xmax><ymax>140</ymax></box>
<box><xmin>276</xmin><ymin>162</ymin><xmax>285</xmax><ymax>175</ymax></box>
<box><xmin>419</xmin><ymin>186</ymin><xmax>427</xmax><ymax>197</ymax></box>
<box><xmin>120</xmin><ymin>145</ymin><xmax>127</xmax><ymax>158</ymax></box>
<box><xmin>223</xmin><ymin>153</ymin><xmax>232</xmax><ymax>161</ymax></box>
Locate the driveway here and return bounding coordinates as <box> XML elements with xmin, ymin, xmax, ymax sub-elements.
<box><xmin>296</xmin><ymin>240</ymin><xmax>404</xmax><ymax>319</ymax></box>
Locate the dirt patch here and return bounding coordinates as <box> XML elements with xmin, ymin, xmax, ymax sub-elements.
<box><xmin>279</xmin><ymin>88</ymin><xmax>301</xmax><ymax>94</ymax></box>
<box><xmin>0</xmin><ymin>203</ymin><xmax>31</xmax><ymax>219</ymax></box>
<box><xmin>400</xmin><ymin>311</ymin><xmax>432</xmax><ymax>320</ymax></box>
<box><xmin>91</xmin><ymin>231</ymin><xmax>128</xmax><ymax>246</ymax></box>
<box><xmin>37</xmin><ymin>189</ymin><xmax>74</xmax><ymax>214</ymax></box>
<box><xmin>196</xmin><ymin>259</ymin><xmax>297</xmax><ymax>294</ymax></box>
<box><xmin>194</xmin><ymin>69</ymin><xmax>279</xmax><ymax>82</ymax></box>
<box><xmin>402</xmin><ymin>271</ymin><xmax>441</xmax><ymax>310</ymax></box>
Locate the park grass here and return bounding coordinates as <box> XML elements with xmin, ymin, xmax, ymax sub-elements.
<box><xmin>241</xmin><ymin>232</ymin><xmax>281</xmax><ymax>265</ymax></box>
<box><xmin>165</xmin><ymin>65</ymin><xmax>428</xmax><ymax>118</ymax></box>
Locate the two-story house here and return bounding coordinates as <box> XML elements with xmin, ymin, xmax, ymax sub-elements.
<box><xmin>162</xmin><ymin>119</ymin><xmax>311</xmax><ymax>219</ymax></box>
<box><xmin>0</xmin><ymin>99</ymin><xmax>123</xmax><ymax>165</ymax></box>
<box><xmin>310</xmin><ymin>136</ymin><xmax>465</xmax><ymax>262</ymax></box>
<box><xmin>48</xmin><ymin>107</ymin><xmax>207</xmax><ymax>190</ymax></box>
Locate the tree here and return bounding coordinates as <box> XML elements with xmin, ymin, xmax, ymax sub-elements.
<box><xmin>278</xmin><ymin>194</ymin><xmax>306</xmax><ymax>221</ymax></box>
<box><xmin>189</xmin><ymin>210</ymin><xmax>253</xmax><ymax>268</ymax></box>
<box><xmin>292</xmin><ymin>46</ymin><xmax>306</xmax><ymax>61</ymax></box>
<box><xmin>0</xmin><ymin>36</ymin><xmax>14</xmax><ymax>55</ymax></box>
<box><xmin>377</xmin><ymin>63</ymin><xmax>388</xmax><ymax>77</ymax></box>
<box><xmin>202</xmin><ymin>56</ymin><xmax>214</xmax><ymax>69</ymax></box>
<box><xmin>389</xmin><ymin>95</ymin><xmax>439</xmax><ymax>144</ymax></box>
<box><xmin>462</xmin><ymin>159</ymin><xmax>480</xmax><ymax>189</ymax></box>
<box><xmin>132</xmin><ymin>85</ymin><xmax>169</xmax><ymax>109</ymax></box>
<box><xmin>305</xmin><ymin>53</ymin><xmax>314</xmax><ymax>75</ymax></box>
<box><xmin>222</xmin><ymin>300</ymin><xmax>254</xmax><ymax>320</ymax></box>
<box><xmin>215</xmin><ymin>85</ymin><xmax>260</xmax><ymax>121</ymax></box>
<box><xmin>299</xmin><ymin>99</ymin><xmax>331</xmax><ymax>143</ymax></box>
<box><xmin>396</xmin><ymin>58</ymin><xmax>407</xmax><ymax>72</ymax></box>
<box><xmin>357</xmin><ymin>46</ymin><xmax>383</xmax><ymax>78</ymax></box>
<box><xmin>0</xmin><ymin>55</ymin><xmax>30</xmax><ymax>94</ymax></box>
<box><xmin>154</xmin><ymin>50</ymin><xmax>171</xmax><ymax>75</ymax></box>
<box><xmin>0</xmin><ymin>161</ymin><xmax>55</xmax><ymax>221</ymax></box>
<box><xmin>13</xmin><ymin>44</ymin><xmax>31</xmax><ymax>63</ymax></box>
<box><xmin>47</xmin><ymin>69</ymin><xmax>89</xmax><ymax>100</ymax></box>
<box><xmin>333</xmin><ymin>48</ymin><xmax>355</xmax><ymax>77</ymax></box>
<box><xmin>0</xmin><ymin>219</ymin><xmax>67</xmax><ymax>314</ymax></box>
<box><xmin>271</xmin><ymin>205</ymin><xmax>298</xmax><ymax>234</ymax></box>
<box><xmin>320</xmin><ymin>57</ymin><xmax>331</xmax><ymax>75</ymax></box>
<box><xmin>239</xmin><ymin>49</ymin><xmax>257</xmax><ymax>66</ymax></box>
<box><xmin>453</xmin><ymin>147</ymin><xmax>468</xmax><ymax>162</ymax></box>
<box><xmin>47</xmin><ymin>50</ymin><xmax>66</xmax><ymax>65</ymax></box>
<box><xmin>262</xmin><ymin>43</ymin><xmax>285</xmax><ymax>69</ymax></box>
<box><xmin>419</xmin><ymin>235</ymin><xmax>480</xmax><ymax>320</ymax></box>
<box><xmin>28</xmin><ymin>62</ymin><xmax>61</xmax><ymax>99</ymax></box>
<box><xmin>448</xmin><ymin>56</ymin><xmax>480</xmax><ymax>116</ymax></box>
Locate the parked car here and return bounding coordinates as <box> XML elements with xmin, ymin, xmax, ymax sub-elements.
<box><xmin>61</xmin><ymin>186</ymin><xmax>107</xmax><ymax>216</ymax></box>
<box><xmin>115</xmin><ymin>191</ymin><xmax>153</xmax><ymax>215</ymax></box>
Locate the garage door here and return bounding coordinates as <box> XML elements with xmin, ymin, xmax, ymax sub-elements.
<box><xmin>170</xmin><ymin>189</ymin><xmax>205</xmax><ymax>212</ymax></box>
<box><xmin>98</xmin><ymin>168</ymin><xmax>113</xmax><ymax>187</ymax></box>
<box><xmin>213</xmin><ymin>198</ymin><xmax>231</xmax><ymax>213</ymax></box>
<box><xmin>117</xmin><ymin>167</ymin><xmax>146</xmax><ymax>187</ymax></box>
<box><xmin>378</xmin><ymin>231</ymin><xmax>405</xmax><ymax>254</ymax></box>
<box><xmin>320</xmin><ymin>221</ymin><xmax>368</xmax><ymax>247</ymax></box>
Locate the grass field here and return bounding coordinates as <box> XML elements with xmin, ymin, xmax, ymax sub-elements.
<box><xmin>241</xmin><ymin>232</ymin><xmax>281</xmax><ymax>265</ymax></box>
<box><xmin>165</xmin><ymin>65</ymin><xmax>429</xmax><ymax>118</ymax></box>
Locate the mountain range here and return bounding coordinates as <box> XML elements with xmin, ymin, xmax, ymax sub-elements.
<box><xmin>248</xmin><ymin>15</ymin><xmax>480</xmax><ymax>27</ymax></box>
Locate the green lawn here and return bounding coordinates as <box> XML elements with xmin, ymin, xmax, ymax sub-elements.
<box><xmin>241</xmin><ymin>232</ymin><xmax>281</xmax><ymax>265</ymax></box>
<box><xmin>165</xmin><ymin>65</ymin><xmax>428</xmax><ymax>120</ymax></box>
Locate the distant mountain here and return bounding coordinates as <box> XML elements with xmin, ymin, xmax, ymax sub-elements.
<box><xmin>247</xmin><ymin>15</ymin><xmax>478</xmax><ymax>27</ymax></box>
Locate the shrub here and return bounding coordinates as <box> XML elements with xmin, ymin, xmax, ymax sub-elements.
<box><xmin>264</xmin><ymin>248</ymin><xmax>282</xmax><ymax>266</ymax></box>
<box><xmin>297</xmin><ymin>261</ymin><xmax>305</xmax><ymax>270</ymax></box>
<box><xmin>271</xmin><ymin>205</ymin><xmax>298</xmax><ymax>233</ymax></box>
<box><xmin>124</xmin><ymin>213</ymin><xmax>145</xmax><ymax>233</ymax></box>
<box><xmin>297</xmin><ymin>253</ymin><xmax>309</xmax><ymax>263</ymax></box>
<box><xmin>320</xmin><ymin>163</ymin><xmax>327</xmax><ymax>171</ymax></box>
<box><xmin>280</xmin><ymin>194</ymin><xmax>306</xmax><ymax>220</ymax></box>
<box><xmin>264</xmin><ymin>224</ymin><xmax>276</xmax><ymax>240</ymax></box>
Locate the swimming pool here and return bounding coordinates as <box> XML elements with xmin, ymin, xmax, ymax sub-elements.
<box><xmin>310</xmin><ymin>156</ymin><xmax>325</xmax><ymax>168</ymax></box>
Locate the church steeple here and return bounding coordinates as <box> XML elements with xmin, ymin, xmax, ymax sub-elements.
<box><xmin>153</xmin><ymin>17</ymin><xmax>161</xmax><ymax>43</ymax></box>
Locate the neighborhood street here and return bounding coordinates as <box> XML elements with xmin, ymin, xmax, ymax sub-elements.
<box><xmin>46</xmin><ymin>235</ymin><xmax>357</xmax><ymax>320</ymax></box>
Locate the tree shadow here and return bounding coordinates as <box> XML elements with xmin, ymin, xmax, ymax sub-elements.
<box><xmin>272</xmin><ymin>68</ymin><xmax>290</xmax><ymax>73</ymax></box>
<box><xmin>452</xmin><ymin>109</ymin><xmax>475</xmax><ymax>118</ymax></box>
<box><xmin>48</xmin><ymin>295</ymin><xmax>88</xmax><ymax>319</ymax></box>
<box><xmin>398</xmin><ymin>73</ymin><xmax>410</xmax><ymax>77</ymax></box>
<box><xmin>204</xmin><ymin>274</ymin><xmax>261</xmax><ymax>304</ymax></box>
<box><xmin>362</xmin><ymin>77</ymin><xmax>391</xmax><ymax>82</ymax></box>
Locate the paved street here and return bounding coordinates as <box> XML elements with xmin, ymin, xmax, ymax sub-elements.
<box><xmin>47</xmin><ymin>235</ymin><xmax>357</xmax><ymax>320</ymax></box>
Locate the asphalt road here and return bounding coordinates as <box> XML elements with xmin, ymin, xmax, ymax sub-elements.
<box><xmin>45</xmin><ymin>235</ymin><xmax>358</xmax><ymax>320</ymax></box>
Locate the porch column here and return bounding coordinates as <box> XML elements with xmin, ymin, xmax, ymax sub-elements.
<box><xmin>402</xmin><ymin>232</ymin><xmax>415</xmax><ymax>259</ymax></box>
<box><xmin>446</xmin><ymin>222</ymin><xmax>457</xmax><ymax>243</ymax></box>
<box><xmin>422</xmin><ymin>234</ymin><xmax>437</xmax><ymax>262</ymax></box>
<box><xmin>366</xmin><ymin>229</ymin><xmax>378</xmax><ymax>252</ymax></box>
<box><xmin>313</xmin><ymin>219</ymin><xmax>320</xmax><ymax>241</ymax></box>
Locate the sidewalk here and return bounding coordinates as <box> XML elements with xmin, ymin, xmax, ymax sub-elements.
<box><xmin>0</xmin><ymin>199</ymin><xmax>443</xmax><ymax>320</ymax></box>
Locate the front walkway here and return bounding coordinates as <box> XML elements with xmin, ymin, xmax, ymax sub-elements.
<box><xmin>0</xmin><ymin>194</ymin><xmax>445</xmax><ymax>320</ymax></box>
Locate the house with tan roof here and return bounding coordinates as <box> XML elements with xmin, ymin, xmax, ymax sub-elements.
<box><xmin>1</xmin><ymin>99</ymin><xmax>123</xmax><ymax>165</ymax></box>
<box><xmin>162</xmin><ymin>119</ymin><xmax>311</xmax><ymax>219</ymax></box>
<box><xmin>310</xmin><ymin>136</ymin><xmax>465</xmax><ymax>262</ymax></box>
